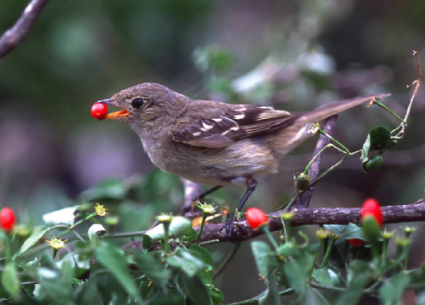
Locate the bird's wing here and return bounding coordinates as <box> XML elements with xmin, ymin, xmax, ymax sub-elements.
<box><xmin>172</xmin><ymin>101</ymin><xmax>294</xmax><ymax>148</ymax></box>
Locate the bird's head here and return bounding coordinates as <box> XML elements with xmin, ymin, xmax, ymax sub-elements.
<box><xmin>96</xmin><ymin>83</ymin><xmax>190</xmax><ymax>126</ymax></box>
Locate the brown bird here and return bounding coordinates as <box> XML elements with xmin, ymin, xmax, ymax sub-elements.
<box><xmin>96</xmin><ymin>83</ymin><xmax>389</xmax><ymax>234</ymax></box>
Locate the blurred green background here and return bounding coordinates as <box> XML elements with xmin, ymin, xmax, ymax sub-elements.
<box><xmin>1</xmin><ymin>0</ymin><xmax>425</xmax><ymax>303</ymax></box>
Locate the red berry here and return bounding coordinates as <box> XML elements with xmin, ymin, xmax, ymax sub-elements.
<box><xmin>349</xmin><ymin>239</ymin><xmax>366</xmax><ymax>248</ymax></box>
<box><xmin>361</xmin><ymin>198</ymin><xmax>383</xmax><ymax>227</ymax></box>
<box><xmin>246</xmin><ymin>207</ymin><xmax>268</xmax><ymax>230</ymax></box>
<box><xmin>0</xmin><ymin>208</ymin><xmax>16</xmax><ymax>231</ymax></box>
<box><xmin>91</xmin><ymin>103</ymin><xmax>108</xmax><ymax>120</ymax></box>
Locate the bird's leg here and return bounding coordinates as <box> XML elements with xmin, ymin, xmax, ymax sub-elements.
<box><xmin>225</xmin><ymin>177</ymin><xmax>257</xmax><ymax>238</ymax></box>
<box><xmin>197</xmin><ymin>186</ymin><xmax>223</xmax><ymax>202</ymax></box>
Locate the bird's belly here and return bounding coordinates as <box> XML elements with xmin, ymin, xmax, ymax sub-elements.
<box><xmin>145</xmin><ymin>138</ymin><xmax>278</xmax><ymax>186</ymax></box>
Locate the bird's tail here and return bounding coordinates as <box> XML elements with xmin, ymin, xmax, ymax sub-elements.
<box><xmin>269</xmin><ymin>93</ymin><xmax>391</xmax><ymax>155</ymax></box>
<box><xmin>297</xmin><ymin>93</ymin><xmax>391</xmax><ymax>124</ymax></box>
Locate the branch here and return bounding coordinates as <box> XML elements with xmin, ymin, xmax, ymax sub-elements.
<box><xmin>122</xmin><ymin>198</ymin><xmax>425</xmax><ymax>250</ymax></box>
<box><xmin>0</xmin><ymin>0</ymin><xmax>49</xmax><ymax>60</ymax></box>
<box><xmin>197</xmin><ymin>199</ymin><xmax>425</xmax><ymax>243</ymax></box>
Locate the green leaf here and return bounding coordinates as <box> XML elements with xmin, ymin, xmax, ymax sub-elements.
<box><xmin>166</xmin><ymin>248</ymin><xmax>208</xmax><ymax>277</ymax></box>
<box><xmin>379</xmin><ymin>273</ymin><xmax>410</xmax><ymax>305</ymax></box>
<box><xmin>276</xmin><ymin>241</ymin><xmax>300</xmax><ymax>257</ymax></box>
<box><xmin>259</xmin><ymin>275</ymin><xmax>280</xmax><ymax>305</ymax></box>
<box><xmin>312</xmin><ymin>269</ymin><xmax>333</xmax><ymax>286</ymax></box>
<box><xmin>187</xmin><ymin>246</ymin><xmax>223</xmax><ymax>304</ymax></box>
<box><xmin>37</xmin><ymin>260</ymin><xmax>74</xmax><ymax>305</ymax></box>
<box><xmin>408</xmin><ymin>263</ymin><xmax>425</xmax><ymax>288</ymax></box>
<box><xmin>336</xmin><ymin>260</ymin><xmax>373</xmax><ymax>305</ymax></box>
<box><xmin>142</xmin><ymin>234</ymin><xmax>153</xmax><ymax>251</ymax></box>
<box><xmin>360</xmin><ymin>134</ymin><xmax>371</xmax><ymax>163</ymax></box>
<box><xmin>73</xmin><ymin>278</ymin><xmax>102</xmax><ymax>305</ymax></box>
<box><xmin>284</xmin><ymin>248</ymin><xmax>315</xmax><ymax>303</ymax></box>
<box><xmin>324</xmin><ymin>223</ymin><xmax>366</xmax><ymax>241</ymax></box>
<box><xmin>211</xmin><ymin>287</ymin><xmax>224</xmax><ymax>305</ymax></box>
<box><xmin>58</xmin><ymin>253</ymin><xmax>91</xmax><ymax>278</ymax></box>
<box><xmin>132</xmin><ymin>252</ymin><xmax>171</xmax><ymax>287</ymax></box>
<box><xmin>1</xmin><ymin>261</ymin><xmax>20</xmax><ymax>301</ymax></box>
<box><xmin>95</xmin><ymin>243</ymin><xmax>143</xmax><ymax>304</ymax></box>
<box><xmin>188</xmin><ymin>245</ymin><xmax>214</xmax><ymax>283</ymax></box>
<box><xmin>43</xmin><ymin>206</ymin><xmax>79</xmax><ymax>226</ymax></box>
<box><xmin>176</xmin><ymin>271</ymin><xmax>212</xmax><ymax>305</ymax></box>
<box><xmin>180</xmin><ymin>228</ymin><xmax>198</xmax><ymax>242</ymax></box>
<box><xmin>149</xmin><ymin>290</ymin><xmax>185</xmax><ymax>305</ymax></box>
<box><xmin>321</xmin><ymin>261</ymin><xmax>345</xmax><ymax>286</ymax></box>
<box><xmin>14</xmin><ymin>226</ymin><xmax>48</xmax><ymax>259</ymax></box>
<box><xmin>145</xmin><ymin>217</ymin><xmax>192</xmax><ymax>241</ymax></box>
<box><xmin>252</xmin><ymin>241</ymin><xmax>279</xmax><ymax>277</ymax></box>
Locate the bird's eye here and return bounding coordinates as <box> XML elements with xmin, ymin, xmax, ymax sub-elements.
<box><xmin>131</xmin><ymin>98</ymin><xmax>145</xmax><ymax>109</ymax></box>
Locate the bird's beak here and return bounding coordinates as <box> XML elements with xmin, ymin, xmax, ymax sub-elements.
<box><xmin>96</xmin><ymin>98</ymin><xmax>130</xmax><ymax>120</ymax></box>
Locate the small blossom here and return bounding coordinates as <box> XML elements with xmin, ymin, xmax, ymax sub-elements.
<box><xmin>381</xmin><ymin>230</ymin><xmax>395</xmax><ymax>240</ymax></box>
<box><xmin>281</xmin><ymin>212</ymin><xmax>294</xmax><ymax>221</ymax></box>
<box><xmin>156</xmin><ymin>214</ymin><xmax>173</xmax><ymax>223</ymax></box>
<box><xmin>197</xmin><ymin>202</ymin><xmax>216</xmax><ymax>214</ymax></box>
<box><xmin>396</xmin><ymin>237</ymin><xmax>409</xmax><ymax>247</ymax></box>
<box><xmin>308</xmin><ymin>123</ymin><xmax>320</xmax><ymax>136</ymax></box>
<box><xmin>46</xmin><ymin>237</ymin><xmax>68</xmax><ymax>250</ymax></box>
<box><xmin>330</xmin><ymin>232</ymin><xmax>341</xmax><ymax>240</ymax></box>
<box><xmin>316</xmin><ymin>230</ymin><xmax>329</xmax><ymax>240</ymax></box>
<box><xmin>104</xmin><ymin>216</ymin><xmax>119</xmax><ymax>226</ymax></box>
<box><xmin>403</xmin><ymin>227</ymin><xmax>416</xmax><ymax>237</ymax></box>
<box><xmin>95</xmin><ymin>203</ymin><xmax>108</xmax><ymax>217</ymax></box>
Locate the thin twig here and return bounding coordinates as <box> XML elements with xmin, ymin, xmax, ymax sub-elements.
<box><xmin>294</xmin><ymin>116</ymin><xmax>338</xmax><ymax>208</ymax></box>
<box><xmin>214</xmin><ymin>242</ymin><xmax>241</xmax><ymax>279</ymax></box>
<box><xmin>0</xmin><ymin>0</ymin><xmax>49</xmax><ymax>60</ymax></box>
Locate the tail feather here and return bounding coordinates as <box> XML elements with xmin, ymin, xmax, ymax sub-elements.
<box><xmin>270</xmin><ymin>93</ymin><xmax>391</xmax><ymax>155</ymax></box>
<box><xmin>298</xmin><ymin>93</ymin><xmax>391</xmax><ymax>123</ymax></box>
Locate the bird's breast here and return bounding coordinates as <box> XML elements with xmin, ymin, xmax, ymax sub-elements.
<box><xmin>140</xmin><ymin>135</ymin><xmax>279</xmax><ymax>186</ymax></box>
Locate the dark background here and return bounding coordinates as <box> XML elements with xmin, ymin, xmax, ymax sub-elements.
<box><xmin>1</xmin><ymin>0</ymin><xmax>425</xmax><ymax>303</ymax></box>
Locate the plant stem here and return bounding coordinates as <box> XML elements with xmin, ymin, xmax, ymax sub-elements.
<box><xmin>196</xmin><ymin>211</ymin><xmax>207</xmax><ymax>245</ymax></box>
<box><xmin>227</xmin><ymin>288</ymin><xmax>295</xmax><ymax>305</ymax></box>
<box><xmin>162</xmin><ymin>221</ymin><xmax>171</xmax><ymax>253</ymax></box>
<box><xmin>404</xmin><ymin>244</ymin><xmax>409</xmax><ymax>271</ymax></box>
<box><xmin>373</xmin><ymin>100</ymin><xmax>407</xmax><ymax>124</ymax></box>
<box><xmin>262</xmin><ymin>226</ymin><xmax>278</xmax><ymax>249</ymax></box>
<box><xmin>320</xmin><ymin>238</ymin><xmax>335</xmax><ymax>268</ymax></box>
<box><xmin>214</xmin><ymin>242</ymin><xmax>241</xmax><ymax>279</ymax></box>
<box><xmin>308</xmin><ymin>239</ymin><xmax>323</xmax><ymax>283</ymax></box>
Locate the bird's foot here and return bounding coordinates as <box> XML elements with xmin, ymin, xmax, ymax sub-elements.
<box><xmin>222</xmin><ymin>218</ymin><xmax>247</xmax><ymax>242</ymax></box>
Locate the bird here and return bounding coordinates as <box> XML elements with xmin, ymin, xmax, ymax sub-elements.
<box><xmin>95</xmin><ymin>82</ymin><xmax>389</xmax><ymax>235</ymax></box>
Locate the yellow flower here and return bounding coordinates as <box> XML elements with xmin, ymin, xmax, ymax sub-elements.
<box><xmin>197</xmin><ymin>202</ymin><xmax>216</xmax><ymax>214</ymax></box>
<box><xmin>95</xmin><ymin>203</ymin><xmax>108</xmax><ymax>217</ymax></box>
<box><xmin>46</xmin><ymin>237</ymin><xmax>68</xmax><ymax>250</ymax></box>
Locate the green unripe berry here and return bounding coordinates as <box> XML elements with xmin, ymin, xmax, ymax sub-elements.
<box><xmin>361</xmin><ymin>215</ymin><xmax>381</xmax><ymax>241</ymax></box>
<box><xmin>296</xmin><ymin>173</ymin><xmax>311</xmax><ymax>190</ymax></box>
<box><xmin>369</xmin><ymin>126</ymin><xmax>391</xmax><ymax>150</ymax></box>
<box><xmin>362</xmin><ymin>155</ymin><xmax>383</xmax><ymax>173</ymax></box>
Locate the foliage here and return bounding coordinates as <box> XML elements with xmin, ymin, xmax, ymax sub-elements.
<box><xmin>0</xmin><ymin>197</ymin><xmax>425</xmax><ymax>304</ymax></box>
